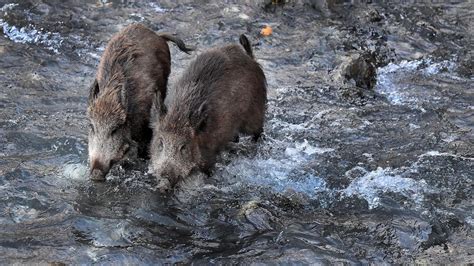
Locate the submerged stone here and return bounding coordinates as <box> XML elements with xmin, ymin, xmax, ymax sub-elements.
<box><xmin>333</xmin><ymin>52</ymin><xmax>377</xmax><ymax>90</ymax></box>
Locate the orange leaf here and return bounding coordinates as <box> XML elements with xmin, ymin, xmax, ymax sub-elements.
<box><xmin>260</xmin><ymin>25</ymin><xmax>273</xmax><ymax>36</ymax></box>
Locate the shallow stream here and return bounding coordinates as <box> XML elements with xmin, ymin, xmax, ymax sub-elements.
<box><xmin>0</xmin><ymin>0</ymin><xmax>472</xmax><ymax>264</ymax></box>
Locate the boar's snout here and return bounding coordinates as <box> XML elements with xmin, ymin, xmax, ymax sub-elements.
<box><xmin>157</xmin><ymin>165</ymin><xmax>178</xmax><ymax>181</ymax></box>
<box><xmin>90</xmin><ymin>169</ymin><xmax>106</xmax><ymax>182</ymax></box>
<box><xmin>90</xmin><ymin>158</ymin><xmax>110</xmax><ymax>182</ymax></box>
<box><xmin>153</xmin><ymin>163</ymin><xmax>198</xmax><ymax>186</ymax></box>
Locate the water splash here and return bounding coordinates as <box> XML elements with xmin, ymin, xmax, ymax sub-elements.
<box><xmin>0</xmin><ymin>19</ymin><xmax>63</xmax><ymax>53</ymax></box>
<box><xmin>62</xmin><ymin>163</ymin><xmax>88</xmax><ymax>180</ymax></box>
<box><xmin>376</xmin><ymin>58</ymin><xmax>458</xmax><ymax>106</ymax></box>
<box><xmin>343</xmin><ymin>167</ymin><xmax>428</xmax><ymax>209</ymax></box>
<box><xmin>149</xmin><ymin>3</ymin><xmax>169</xmax><ymax>13</ymax></box>
<box><xmin>285</xmin><ymin>139</ymin><xmax>334</xmax><ymax>156</ymax></box>
<box><xmin>222</xmin><ymin>139</ymin><xmax>331</xmax><ymax>196</ymax></box>
<box><xmin>0</xmin><ymin>3</ymin><xmax>18</xmax><ymax>12</ymax></box>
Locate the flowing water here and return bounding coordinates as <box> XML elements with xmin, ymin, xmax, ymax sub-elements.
<box><xmin>0</xmin><ymin>0</ymin><xmax>473</xmax><ymax>264</ymax></box>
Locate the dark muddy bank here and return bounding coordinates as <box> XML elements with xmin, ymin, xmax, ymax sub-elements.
<box><xmin>0</xmin><ymin>0</ymin><xmax>472</xmax><ymax>264</ymax></box>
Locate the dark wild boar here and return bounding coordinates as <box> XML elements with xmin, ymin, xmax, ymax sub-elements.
<box><xmin>149</xmin><ymin>34</ymin><xmax>267</xmax><ymax>185</ymax></box>
<box><xmin>88</xmin><ymin>24</ymin><xmax>192</xmax><ymax>181</ymax></box>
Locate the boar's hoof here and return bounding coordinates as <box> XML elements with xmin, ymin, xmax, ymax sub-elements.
<box><xmin>90</xmin><ymin>169</ymin><xmax>106</xmax><ymax>182</ymax></box>
<box><xmin>252</xmin><ymin>131</ymin><xmax>264</xmax><ymax>142</ymax></box>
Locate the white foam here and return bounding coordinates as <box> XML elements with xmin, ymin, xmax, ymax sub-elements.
<box><xmin>423</xmin><ymin>59</ymin><xmax>456</xmax><ymax>75</ymax></box>
<box><xmin>420</xmin><ymin>151</ymin><xmax>474</xmax><ymax>161</ymax></box>
<box><xmin>376</xmin><ymin>58</ymin><xmax>459</xmax><ymax>106</ymax></box>
<box><xmin>273</xmin><ymin>119</ymin><xmax>309</xmax><ymax>131</ymax></box>
<box><xmin>409</xmin><ymin>123</ymin><xmax>420</xmax><ymax>129</ymax></box>
<box><xmin>77</xmin><ymin>218</ymin><xmax>132</xmax><ymax>248</ymax></box>
<box><xmin>222</xmin><ymin>139</ymin><xmax>330</xmax><ymax>196</ymax></box>
<box><xmin>149</xmin><ymin>3</ymin><xmax>168</xmax><ymax>13</ymax></box>
<box><xmin>130</xmin><ymin>13</ymin><xmax>145</xmax><ymax>22</ymax></box>
<box><xmin>0</xmin><ymin>19</ymin><xmax>63</xmax><ymax>53</ymax></box>
<box><xmin>466</xmin><ymin>216</ymin><xmax>474</xmax><ymax>227</ymax></box>
<box><xmin>285</xmin><ymin>139</ymin><xmax>334</xmax><ymax>156</ymax></box>
<box><xmin>0</xmin><ymin>3</ymin><xmax>18</xmax><ymax>12</ymax></box>
<box><xmin>227</xmin><ymin>158</ymin><xmax>327</xmax><ymax>195</ymax></box>
<box><xmin>223</xmin><ymin>6</ymin><xmax>240</xmax><ymax>13</ymax></box>
<box><xmin>343</xmin><ymin>167</ymin><xmax>427</xmax><ymax>209</ymax></box>
<box><xmin>62</xmin><ymin>163</ymin><xmax>88</xmax><ymax>180</ymax></box>
<box><xmin>10</xmin><ymin>205</ymin><xmax>39</xmax><ymax>223</ymax></box>
<box><xmin>378</xmin><ymin>60</ymin><xmax>423</xmax><ymax>75</ymax></box>
<box><xmin>239</xmin><ymin>13</ymin><xmax>250</xmax><ymax>20</ymax></box>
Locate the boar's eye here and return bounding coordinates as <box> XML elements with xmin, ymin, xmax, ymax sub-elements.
<box><xmin>89</xmin><ymin>123</ymin><xmax>94</xmax><ymax>133</ymax></box>
<box><xmin>122</xmin><ymin>143</ymin><xmax>130</xmax><ymax>155</ymax></box>
<box><xmin>156</xmin><ymin>139</ymin><xmax>164</xmax><ymax>151</ymax></box>
<box><xmin>111</xmin><ymin>127</ymin><xmax>119</xmax><ymax>136</ymax></box>
<box><xmin>179</xmin><ymin>144</ymin><xmax>188</xmax><ymax>154</ymax></box>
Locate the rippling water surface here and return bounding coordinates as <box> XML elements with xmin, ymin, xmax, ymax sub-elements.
<box><xmin>0</xmin><ymin>0</ymin><xmax>472</xmax><ymax>264</ymax></box>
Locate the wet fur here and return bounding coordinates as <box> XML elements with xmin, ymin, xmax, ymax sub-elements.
<box><xmin>150</xmin><ymin>34</ymin><xmax>267</xmax><ymax>183</ymax></box>
<box><xmin>88</xmin><ymin>23</ymin><xmax>191</xmax><ymax>179</ymax></box>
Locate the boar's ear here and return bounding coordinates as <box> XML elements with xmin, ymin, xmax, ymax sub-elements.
<box><xmin>151</xmin><ymin>90</ymin><xmax>166</xmax><ymax>122</ymax></box>
<box><xmin>193</xmin><ymin>102</ymin><xmax>208</xmax><ymax>134</ymax></box>
<box><xmin>118</xmin><ymin>83</ymin><xmax>128</xmax><ymax>110</ymax></box>
<box><xmin>88</xmin><ymin>79</ymin><xmax>99</xmax><ymax>104</ymax></box>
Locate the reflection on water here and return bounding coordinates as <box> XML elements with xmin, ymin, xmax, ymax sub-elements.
<box><xmin>0</xmin><ymin>0</ymin><xmax>473</xmax><ymax>264</ymax></box>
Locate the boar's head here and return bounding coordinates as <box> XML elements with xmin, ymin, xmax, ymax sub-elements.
<box><xmin>149</xmin><ymin>90</ymin><xmax>209</xmax><ymax>184</ymax></box>
<box><xmin>87</xmin><ymin>79</ymin><xmax>135</xmax><ymax>181</ymax></box>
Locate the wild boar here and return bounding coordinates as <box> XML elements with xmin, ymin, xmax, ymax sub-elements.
<box><xmin>88</xmin><ymin>23</ymin><xmax>192</xmax><ymax>181</ymax></box>
<box><xmin>149</xmin><ymin>34</ymin><xmax>267</xmax><ymax>185</ymax></box>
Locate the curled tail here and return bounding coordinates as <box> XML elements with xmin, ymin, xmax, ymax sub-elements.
<box><xmin>239</xmin><ymin>34</ymin><xmax>254</xmax><ymax>58</ymax></box>
<box><xmin>158</xmin><ymin>33</ymin><xmax>194</xmax><ymax>54</ymax></box>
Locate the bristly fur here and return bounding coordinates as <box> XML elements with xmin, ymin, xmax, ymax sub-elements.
<box><xmin>88</xmin><ymin>36</ymin><xmax>139</xmax><ymax>127</ymax></box>
<box><xmin>161</xmin><ymin>54</ymin><xmax>227</xmax><ymax>131</ymax></box>
<box><xmin>88</xmin><ymin>87</ymin><xmax>127</xmax><ymax>125</ymax></box>
<box><xmin>87</xmin><ymin>24</ymin><xmax>193</xmax><ymax>180</ymax></box>
<box><xmin>94</xmin><ymin>38</ymin><xmax>141</xmax><ymax>106</ymax></box>
<box><xmin>149</xmin><ymin>35</ymin><xmax>267</xmax><ymax>183</ymax></box>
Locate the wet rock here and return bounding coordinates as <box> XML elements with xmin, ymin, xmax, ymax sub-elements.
<box><xmin>305</xmin><ymin>0</ymin><xmax>339</xmax><ymax>13</ymax></box>
<box><xmin>261</xmin><ymin>0</ymin><xmax>286</xmax><ymax>12</ymax></box>
<box><xmin>239</xmin><ymin>201</ymin><xmax>278</xmax><ymax>232</ymax></box>
<box><xmin>329</xmin><ymin>194</ymin><xmax>369</xmax><ymax>213</ymax></box>
<box><xmin>366</xmin><ymin>9</ymin><xmax>383</xmax><ymax>22</ymax></box>
<box><xmin>372</xmin><ymin>222</ymin><xmax>398</xmax><ymax>247</ymax></box>
<box><xmin>330</xmin><ymin>52</ymin><xmax>377</xmax><ymax>103</ymax></box>
<box><xmin>33</xmin><ymin>3</ymin><xmax>50</xmax><ymax>16</ymax></box>
<box><xmin>448</xmin><ymin>140</ymin><xmax>473</xmax><ymax>157</ymax></box>
<box><xmin>156</xmin><ymin>177</ymin><xmax>172</xmax><ymax>193</ymax></box>
<box><xmin>333</xmin><ymin>52</ymin><xmax>377</xmax><ymax>90</ymax></box>
<box><xmin>344</xmin><ymin>166</ymin><xmax>368</xmax><ymax>181</ymax></box>
<box><xmin>457</xmin><ymin>55</ymin><xmax>473</xmax><ymax>78</ymax></box>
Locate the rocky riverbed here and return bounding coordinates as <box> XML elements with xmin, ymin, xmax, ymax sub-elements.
<box><xmin>0</xmin><ymin>0</ymin><xmax>472</xmax><ymax>264</ymax></box>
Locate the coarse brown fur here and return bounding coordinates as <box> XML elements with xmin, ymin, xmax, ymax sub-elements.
<box><xmin>150</xmin><ymin>34</ymin><xmax>267</xmax><ymax>185</ymax></box>
<box><xmin>87</xmin><ymin>23</ymin><xmax>192</xmax><ymax>181</ymax></box>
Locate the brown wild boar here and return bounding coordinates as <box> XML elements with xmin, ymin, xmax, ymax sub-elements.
<box><xmin>149</xmin><ymin>34</ymin><xmax>267</xmax><ymax>185</ymax></box>
<box><xmin>88</xmin><ymin>24</ymin><xmax>192</xmax><ymax>181</ymax></box>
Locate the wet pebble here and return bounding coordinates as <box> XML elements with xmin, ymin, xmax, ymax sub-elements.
<box><xmin>239</xmin><ymin>200</ymin><xmax>278</xmax><ymax>232</ymax></box>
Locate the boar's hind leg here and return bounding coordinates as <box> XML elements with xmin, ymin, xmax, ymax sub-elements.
<box><xmin>232</xmin><ymin>135</ymin><xmax>240</xmax><ymax>143</ymax></box>
<box><xmin>242</xmin><ymin>117</ymin><xmax>264</xmax><ymax>142</ymax></box>
<box><xmin>251</xmin><ymin>128</ymin><xmax>263</xmax><ymax>141</ymax></box>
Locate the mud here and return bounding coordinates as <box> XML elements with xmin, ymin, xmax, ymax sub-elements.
<box><xmin>0</xmin><ymin>0</ymin><xmax>472</xmax><ymax>264</ymax></box>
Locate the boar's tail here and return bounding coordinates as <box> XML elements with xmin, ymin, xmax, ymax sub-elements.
<box><xmin>158</xmin><ymin>33</ymin><xmax>194</xmax><ymax>54</ymax></box>
<box><xmin>239</xmin><ymin>34</ymin><xmax>254</xmax><ymax>58</ymax></box>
